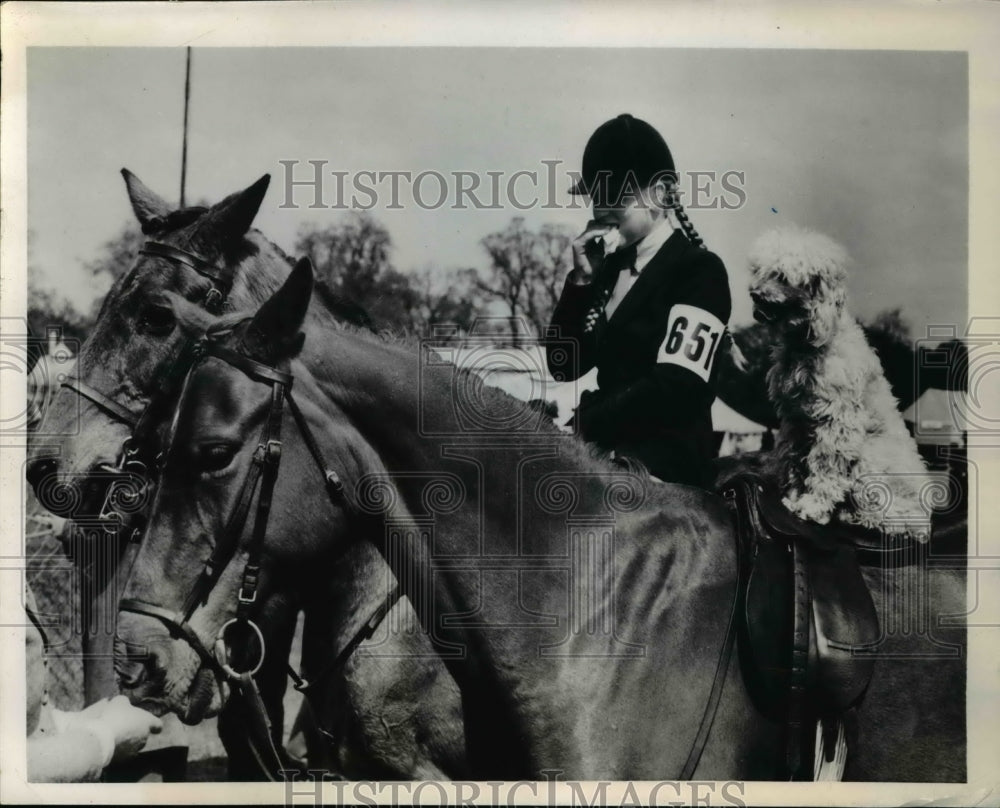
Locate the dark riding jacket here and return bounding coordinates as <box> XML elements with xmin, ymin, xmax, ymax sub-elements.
<box><xmin>547</xmin><ymin>228</ymin><xmax>732</xmax><ymax>488</ymax></box>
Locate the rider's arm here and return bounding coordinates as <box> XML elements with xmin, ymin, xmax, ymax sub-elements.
<box><xmin>546</xmin><ymin>278</ymin><xmax>602</xmax><ymax>381</ymax></box>
<box><xmin>26</xmin><ymin>596</ymin><xmax>116</xmax><ymax>783</ymax></box>
<box><xmin>27</xmin><ymin>722</ymin><xmax>116</xmax><ymax>782</ymax></box>
<box><xmin>577</xmin><ymin>252</ymin><xmax>732</xmax><ymax>443</ymax></box>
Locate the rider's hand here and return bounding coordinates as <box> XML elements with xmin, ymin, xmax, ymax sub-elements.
<box><xmin>97</xmin><ymin>695</ymin><xmax>163</xmax><ymax>763</ymax></box>
<box><xmin>568</xmin><ymin>220</ymin><xmax>616</xmax><ymax>285</ymax></box>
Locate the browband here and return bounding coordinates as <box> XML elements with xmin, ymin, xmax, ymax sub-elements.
<box><xmin>201</xmin><ymin>342</ymin><xmax>294</xmax><ymax>388</ymax></box>
<box><xmin>139</xmin><ymin>241</ymin><xmax>226</xmax><ymax>285</ymax></box>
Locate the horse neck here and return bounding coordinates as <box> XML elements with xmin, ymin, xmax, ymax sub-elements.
<box><xmin>275</xmin><ymin>367</ymin><xmax>410</xmax><ymax>685</ymax></box>
<box><xmin>293</xmin><ymin>328</ymin><xmax>707</xmax><ymax>577</ymax></box>
<box><xmin>286</xmin><ymin>333</ymin><xmax>738</xmax><ymax>775</ymax></box>
<box><xmin>298</xmin><ymin>330</ymin><xmax>439</xmax><ymax>467</ymax></box>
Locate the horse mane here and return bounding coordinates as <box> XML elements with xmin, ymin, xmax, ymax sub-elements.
<box><xmin>324</xmin><ymin>319</ymin><xmax>617</xmax><ymax>472</ymax></box>
<box><xmin>170</xmin><ymin>265</ymin><xmax>616</xmax><ymax>477</ymax></box>
<box><xmin>141</xmin><ymin>206</ymin><xmax>209</xmax><ymax>236</ymax></box>
<box><xmin>312</xmin><ymin>279</ymin><xmax>377</xmax><ymax>332</ymax></box>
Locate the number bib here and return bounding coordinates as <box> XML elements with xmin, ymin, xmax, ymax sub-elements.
<box><xmin>656</xmin><ymin>304</ymin><xmax>725</xmax><ymax>381</ymax></box>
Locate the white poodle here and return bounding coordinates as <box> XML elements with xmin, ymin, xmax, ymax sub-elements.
<box><xmin>748</xmin><ymin>226</ymin><xmax>932</xmax><ymax>539</ymax></box>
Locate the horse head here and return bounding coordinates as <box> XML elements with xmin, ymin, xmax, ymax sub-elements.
<box><xmin>26</xmin><ymin>170</ymin><xmax>286</xmax><ymax>519</ymax></box>
<box><xmin>114</xmin><ymin>259</ymin><xmax>368</xmax><ymax>724</ymax></box>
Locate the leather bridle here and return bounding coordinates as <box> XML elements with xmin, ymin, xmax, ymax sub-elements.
<box><xmin>59</xmin><ymin>239</ymin><xmax>401</xmax><ymax>778</ymax></box>
<box><xmin>116</xmin><ymin>326</ymin><xmax>400</xmax><ymax>779</ymax></box>
<box><xmin>59</xmin><ymin>240</ymin><xmax>232</xmax><ymax>526</ymax></box>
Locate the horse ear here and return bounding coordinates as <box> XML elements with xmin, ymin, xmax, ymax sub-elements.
<box><xmin>121</xmin><ymin>168</ymin><xmax>171</xmax><ymax>229</ymax></box>
<box><xmin>194</xmin><ymin>174</ymin><xmax>271</xmax><ymax>251</ymax></box>
<box><xmin>243</xmin><ymin>257</ymin><xmax>313</xmax><ymax>361</ymax></box>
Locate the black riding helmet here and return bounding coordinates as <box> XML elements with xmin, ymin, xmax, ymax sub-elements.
<box><xmin>570</xmin><ymin>114</ymin><xmax>676</xmax><ymax>206</ymax></box>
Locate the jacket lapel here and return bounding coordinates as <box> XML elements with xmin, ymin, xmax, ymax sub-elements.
<box><xmin>606</xmin><ymin>228</ymin><xmax>688</xmax><ymax>330</ymax></box>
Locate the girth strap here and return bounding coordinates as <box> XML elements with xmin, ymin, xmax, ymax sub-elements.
<box><xmin>679</xmin><ymin>584</ymin><xmax>739</xmax><ymax>779</ymax></box>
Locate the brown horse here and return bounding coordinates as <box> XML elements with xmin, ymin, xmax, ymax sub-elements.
<box><xmin>116</xmin><ymin>260</ymin><xmax>967</xmax><ymax>780</ymax></box>
<box><xmin>26</xmin><ymin>172</ymin><xmax>465</xmax><ymax>779</ymax></box>
<box><xmin>116</xmin><ymin>262</ymin><xmax>772</xmax><ymax>779</ymax></box>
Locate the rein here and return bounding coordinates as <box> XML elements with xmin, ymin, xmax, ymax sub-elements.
<box><xmin>117</xmin><ymin>329</ymin><xmax>399</xmax><ymax>780</ymax></box>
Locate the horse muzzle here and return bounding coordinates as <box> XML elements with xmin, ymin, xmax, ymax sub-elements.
<box><xmin>114</xmin><ymin>615</ymin><xmax>226</xmax><ymax>724</ymax></box>
<box><xmin>113</xmin><ymin>631</ymin><xmax>168</xmax><ymax>712</ymax></box>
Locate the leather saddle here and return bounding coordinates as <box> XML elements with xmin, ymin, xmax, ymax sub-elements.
<box><xmin>720</xmin><ymin>473</ymin><xmax>881</xmax><ymax>778</ymax></box>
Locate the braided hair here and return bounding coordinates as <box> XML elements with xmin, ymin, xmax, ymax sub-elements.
<box><xmin>662</xmin><ymin>182</ymin><xmax>744</xmax><ymax>366</ymax></box>
<box><xmin>664</xmin><ymin>184</ymin><xmax>706</xmax><ymax>250</ymax></box>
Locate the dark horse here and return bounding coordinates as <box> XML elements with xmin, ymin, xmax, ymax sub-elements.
<box><xmin>116</xmin><ymin>261</ymin><xmax>966</xmax><ymax>780</ymax></box>
<box><xmin>26</xmin><ymin>172</ymin><xmax>464</xmax><ymax>778</ymax></box>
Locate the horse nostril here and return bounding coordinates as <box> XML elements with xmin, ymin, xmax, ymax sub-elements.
<box><xmin>26</xmin><ymin>457</ymin><xmax>59</xmax><ymax>490</ymax></box>
<box><xmin>114</xmin><ymin>634</ymin><xmax>155</xmax><ymax>689</ymax></box>
<box><xmin>116</xmin><ymin>661</ymin><xmax>148</xmax><ymax>689</ymax></box>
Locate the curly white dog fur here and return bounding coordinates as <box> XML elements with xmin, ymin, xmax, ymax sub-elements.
<box><xmin>748</xmin><ymin>226</ymin><xmax>931</xmax><ymax>539</ymax></box>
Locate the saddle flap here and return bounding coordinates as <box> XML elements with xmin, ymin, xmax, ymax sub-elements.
<box><xmin>726</xmin><ymin>473</ymin><xmax>880</xmax><ymax>721</ymax></box>
<box><xmin>808</xmin><ymin>545</ymin><xmax>879</xmax><ymax>712</ymax></box>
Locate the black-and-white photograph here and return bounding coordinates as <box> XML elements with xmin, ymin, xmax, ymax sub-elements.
<box><xmin>2</xmin><ymin>3</ymin><xmax>998</xmax><ymax>805</ymax></box>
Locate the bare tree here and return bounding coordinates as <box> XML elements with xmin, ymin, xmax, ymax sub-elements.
<box><xmin>27</xmin><ymin>229</ymin><xmax>93</xmax><ymax>365</ymax></box>
<box><xmin>478</xmin><ymin>217</ymin><xmax>575</xmax><ymax>346</ymax></box>
<box><xmin>410</xmin><ymin>265</ymin><xmax>483</xmax><ymax>336</ymax></box>
<box><xmin>528</xmin><ymin>223</ymin><xmax>574</xmax><ymax>335</ymax></box>
<box><xmin>296</xmin><ymin>211</ymin><xmax>417</xmax><ymax>329</ymax></box>
<box><xmin>297</xmin><ymin>212</ymin><xmax>486</xmax><ymax>335</ymax></box>
<box><xmin>84</xmin><ymin>222</ymin><xmax>145</xmax><ymax>288</ymax></box>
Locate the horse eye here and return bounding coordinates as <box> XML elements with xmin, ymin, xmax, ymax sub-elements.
<box><xmin>196</xmin><ymin>443</ymin><xmax>237</xmax><ymax>472</ymax></box>
<box><xmin>139</xmin><ymin>304</ymin><xmax>175</xmax><ymax>336</ymax></box>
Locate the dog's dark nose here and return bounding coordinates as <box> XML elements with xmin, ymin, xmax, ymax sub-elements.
<box><xmin>25</xmin><ymin>456</ymin><xmax>59</xmax><ymax>491</ymax></box>
<box><xmin>750</xmin><ymin>294</ymin><xmax>772</xmax><ymax>323</ymax></box>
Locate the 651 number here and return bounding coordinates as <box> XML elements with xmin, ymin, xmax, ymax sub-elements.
<box><xmin>662</xmin><ymin>316</ymin><xmax>720</xmax><ymax>371</ymax></box>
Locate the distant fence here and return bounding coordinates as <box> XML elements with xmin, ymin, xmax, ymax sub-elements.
<box><xmin>25</xmin><ymin>503</ymin><xmax>85</xmax><ymax>711</ymax></box>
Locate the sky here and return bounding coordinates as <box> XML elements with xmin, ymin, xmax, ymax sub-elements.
<box><xmin>27</xmin><ymin>47</ymin><xmax>967</xmax><ymax>336</ymax></box>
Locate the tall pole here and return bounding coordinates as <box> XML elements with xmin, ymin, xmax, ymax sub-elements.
<box><xmin>180</xmin><ymin>47</ymin><xmax>192</xmax><ymax>207</ymax></box>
